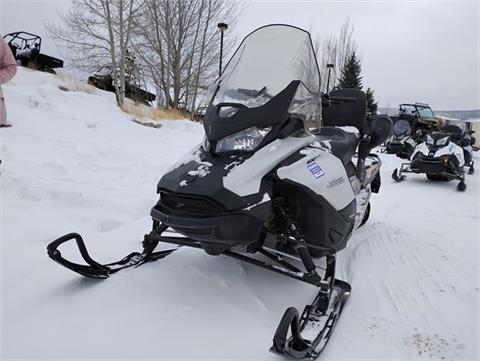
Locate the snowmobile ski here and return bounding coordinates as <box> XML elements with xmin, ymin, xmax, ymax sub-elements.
<box><xmin>271</xmin><ymin>279</ymin><xmax>351</xmax><ymax>359</ymax></box>
<box><xmin>47</xmin><ymin>224</ymin><xmax>178</xmax><ymax>279</ymax></box>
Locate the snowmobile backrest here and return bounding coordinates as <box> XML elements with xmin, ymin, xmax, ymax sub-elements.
<box><xmin>441</xmin><ymin>125</ymin><xmax>462</xmax><ymax>136</ymax></box>
<box><xmin>322</xmin><ymin>88</ymin><xmax>367</xmax><ymax>134</ymax></box>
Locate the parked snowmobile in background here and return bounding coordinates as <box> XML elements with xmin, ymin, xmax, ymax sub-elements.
<box><xmin>3</xmin><ymin>32</ymin><xmax>63</xmax><ymax>73</ymax></box>
<box><xmin>440</xmin><ymin>120</ymin><xmax>475</xmax><ymax>174</ymax></box>
<box><xmin>46</xmin><ymin>25</ymin><xmax>392</xmax><ymax>360</ymax></box>
<box><xmin>392</xmin><ymin>124</ymin><xmax>468</xmax><ymax>191</ymax></box>
<box><xmin>384</xmin><ymin>119</ymin><xmax>417</xmax><ymax>159</ymax></box>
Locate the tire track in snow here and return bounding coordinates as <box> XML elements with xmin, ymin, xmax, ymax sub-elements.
<box><xmin>340</xmin><ymin>220</ymin><xmax>468</xmax><ymax>359</ymax></box>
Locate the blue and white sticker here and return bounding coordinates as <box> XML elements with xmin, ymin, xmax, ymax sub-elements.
<box><xmin>307</xmin><ymin>160</ymin><xmax>325</xmax><ymax>179</ymax></box>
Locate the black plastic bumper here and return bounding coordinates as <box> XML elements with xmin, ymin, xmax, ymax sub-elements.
<box><xmin>411</xmin><ymin>158</ymin><xmax>448</xmax><ymax>174</ymax></box>
<box><xmin>150</xmin><ymin>203</ymin><xmax>266</xmax><ymax>248</ymax></box>
<box><xmin>386</xmin><ymin>143</ymin><xmax>404</xmax><ymax>153</ymax></box>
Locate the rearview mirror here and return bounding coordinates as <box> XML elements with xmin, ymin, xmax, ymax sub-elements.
<box><xmin>369</xmin><ymin>115</ymin><xmax>393</xmax><ymax>147</ymax></box>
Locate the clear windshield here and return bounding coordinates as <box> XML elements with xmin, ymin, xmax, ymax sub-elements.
<box><xmin>417</xmin><ymin>106</ymin><xmax>435</xmax><ymax>119</ymax></box>
<box><xmin>399</xmin><ymin>105</ymin><xmax>417</xmax><ymax>116</ymax></box>
<box><xmin>393</xmin><ymin>119</ymin><xmax>411</xmax><ymax>136</ymax></box>
<box><xmin>211</xmin><ymin>25</ymin><xmax>321</xmax><ymax>122</ymax></box>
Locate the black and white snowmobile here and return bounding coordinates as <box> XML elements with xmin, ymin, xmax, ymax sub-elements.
<box><xmin>392</xmin><ymin>124</ymin><xmax>468</xmax><ymax>191</ymax></box>
<box><xmin>441</xmin><ymin>122</ymin><xmax>475</xmax><ymax>174</ymax></box>
<box><xmin>384</xmin><ymin>119</ymin><xmax>417</xmax><ymax>159</ymax></box>
<box><xmin>46</xmin><ymin>25</ymin><xmax>392</xmax><ymax>360</ymax></box>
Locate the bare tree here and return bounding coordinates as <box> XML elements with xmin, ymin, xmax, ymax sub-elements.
<box><xmin>132</xmin><ymin>0</ymin><xmax>242</xmax><ymax>115</ymax></box>
<box><xmin>47</xmin><ymin>0</ymin><xmax>144</xmax><ymax>108</ymax></box>
<box><xmin>315</xmin><ymin>19</ymin><xmax>357</xmax><ymax>93</ymax></box>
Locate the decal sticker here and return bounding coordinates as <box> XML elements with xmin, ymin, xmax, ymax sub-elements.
<box><xmin>187</xmin><ymin>164</ymin><xmax>211</xmax><ymax>178</ymax></box>
<box><xmin>327</xmin><ymin>177</ymin><xmax>345</xmax><ymax>188</ymax></box>
<box><xmin>307</xmin><ymin>160</ymin><xmax>325</xmax><ymax>179</ymax></box>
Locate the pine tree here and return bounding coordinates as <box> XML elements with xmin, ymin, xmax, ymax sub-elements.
<box><xmin>338</xmin><ymin>52</ymin><xmax>363</xmax><ymax>89</ymax></box>
<box><xmin>366</xmin><ymin>87</ymin><xmax>378</xmax><ymax>121</ymax></box>
<box><xmin>338</xmin><ymin>51</ymin><xmax>378</xmax><ymax>122</ymax></box>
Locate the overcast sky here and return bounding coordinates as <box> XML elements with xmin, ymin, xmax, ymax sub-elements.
<box><xmin>1</xmin><ymin>0</ymin><xmax>478</xmax><ymax>110</ymax></box>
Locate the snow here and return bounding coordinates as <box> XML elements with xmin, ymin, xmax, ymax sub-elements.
<box><xmin>1</xmin><ymin>68</ymin><xmax>479</xmax><ymax>360</ymax></box>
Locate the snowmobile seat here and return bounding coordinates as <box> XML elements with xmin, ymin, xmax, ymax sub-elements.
<box><xmin>317</xmin><ymin>126</ymin><xmax>359</xmax><ymax>166</ymax></box>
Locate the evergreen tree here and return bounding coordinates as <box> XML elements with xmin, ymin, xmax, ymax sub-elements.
<box><xmin>338</xmin><ymin>51</ymin><xmax>378</xmax><ymax>122</ymax></box>
<box><xmin>338</xmin><ymin>52</ymin><xmax>363</xmax><ymax>89</ymax></box>
<box><xmin>366</xmin><ymin>87</ymin><xmax>378</xmax><ymax>121</ymax></box>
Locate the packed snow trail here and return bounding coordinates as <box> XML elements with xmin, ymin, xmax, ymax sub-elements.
<box><xmin>1</xmin><ymin>68</ymin><xmax>478</xmax><ymax>360</ymax></box>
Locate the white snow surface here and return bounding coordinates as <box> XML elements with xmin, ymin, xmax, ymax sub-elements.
<box><xmin>1</xmin><ymin>68</ymin><xmax>479</xmax><ymax>360</ymax></box>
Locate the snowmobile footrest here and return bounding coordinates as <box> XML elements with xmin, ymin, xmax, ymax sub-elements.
<box><xmin>47</xmin><ymin>231</ymin><xmax>177</xmax><ymax>279</ymax></box>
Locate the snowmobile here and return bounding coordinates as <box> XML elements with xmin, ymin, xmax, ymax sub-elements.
<box><xmin>392</xmin><ymin>124</ymin><xmax>468</xmax><ymax>191</ymax></box>
<box><xmin>440</xmin><ymin>121</ymin><xmax>475</xmax><ymax>174</ymax></box>
<box><xmin>384</xmin><ymin>119</ymin><xmax>417</xmax><ymax>159</ymax></box>
<box><xmin>46</xmin><ymin>25</ymin><xmax>392</xmax><ymax>359</ymax></box>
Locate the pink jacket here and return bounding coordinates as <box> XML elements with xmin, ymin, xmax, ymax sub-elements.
<box><xmin>0</xmin><ymin>36</ymin><xmax>17</xmax><ymax>99</ymax></box>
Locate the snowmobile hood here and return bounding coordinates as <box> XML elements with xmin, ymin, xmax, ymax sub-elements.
<box><xmin>156</xmin><ymin>147</ymin><xmax>263</xmax><ymax>211</ymax></box>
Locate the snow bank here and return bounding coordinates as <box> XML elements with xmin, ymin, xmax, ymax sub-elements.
<box><xmin>0</xmin><ymin>68</ymin><xmax>478</xmax><ymax>360</ymax></box>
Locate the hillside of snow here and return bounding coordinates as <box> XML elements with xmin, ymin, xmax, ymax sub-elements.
<box><xmin>1</xmin><ymin>68</ymin><xmax>478</xmax><ymax>360</ymax></box>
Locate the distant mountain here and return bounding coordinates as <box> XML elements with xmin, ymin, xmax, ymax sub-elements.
<box><xmin>379</xmin><ymin>108</ymin><xmax>480</xmax><ymax>121</ymax></box>
<box><xmin>434</xmin><ymin>110</ymin><xmax>480</xmax><ymax>121</ymax></box>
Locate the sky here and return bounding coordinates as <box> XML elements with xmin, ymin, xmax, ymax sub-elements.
<box><xmin>1</xmin><ymin>0</ymin><xmax>479</xmax><ymax>110</ymax></box>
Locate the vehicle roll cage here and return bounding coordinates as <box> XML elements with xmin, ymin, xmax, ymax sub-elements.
<box><xmin>4</xmin><ymin>31</ymin><xmax>42</xmax><ymax>50</ymax></box>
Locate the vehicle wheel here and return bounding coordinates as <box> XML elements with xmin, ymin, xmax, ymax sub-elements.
<box><xmin>457</xmin><ymin>181</ymin><xmax>466</xmax><ymax>192</ymax></box>
<box><xmin>359</xmin><ymin>203</ymin><xmax>370</xmax><ymax>228</ymax></box>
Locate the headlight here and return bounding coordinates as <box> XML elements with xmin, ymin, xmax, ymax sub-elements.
<box><xmin>436</xmin><ymin>136</ymin><xmax>449</xmax><ymax>146</ymax></box>
<box><xmin>426</xmin><ymin>134</ymin><xmax>434</xmax><ymax>145</ymax></box>
<box><xmin>215</xmin><ymin>126</ymin><xmax>272</xmax><ymax>153</ymax></box>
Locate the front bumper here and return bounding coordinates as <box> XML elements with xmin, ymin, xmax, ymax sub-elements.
<box><xmin>411</xmin><ymin>157</ymin><xmax>449</xmax><ymax>174</ymax></box>
<box><xmin>386</xmin><ymin>143</ymin><xmax>404</xmax><ymax>153</ymax></box>
<box><xmin>150</xmin><ymin>191</ymin><xmax>270</xmax><ymax>250</ymax></box>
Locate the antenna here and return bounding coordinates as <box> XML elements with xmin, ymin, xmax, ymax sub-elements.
<box><xmin>326</xmin><ymin>64</ymin><xmax>334</xmax><ymax>94</ymax></box>
<box><xmin>217</xmin><ymin>23</ymin><xmax>228</xmax><ymax>77</ymax></box>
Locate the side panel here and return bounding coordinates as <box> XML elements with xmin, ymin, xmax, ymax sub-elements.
<box><xmin>273</xmin><ymin>146</ymin><xmax>356</xmax><ymax>256</ymax></box>
<box><xmin>435</xmin><ymin>143</ymin><xmax>465</xmax><ymax>166</ymax></box>
<box><xmin>276</xmin><ymin>148</ymin><xmax>355</xmax><ymax>211</ymax></box>
<box><xmin>222</xmin><ymin>133</ymin><xmax>315</xmax><ymax>197</ymax></box>
<box><xmin>273</xmin><ymin>179</ymin><xmax>356</xmax><ymax>256</ymax></box>
<box><xmin>411</xmin><ymin>142</ymin><xmax>429</xmax><ymax>159</ymax></box>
